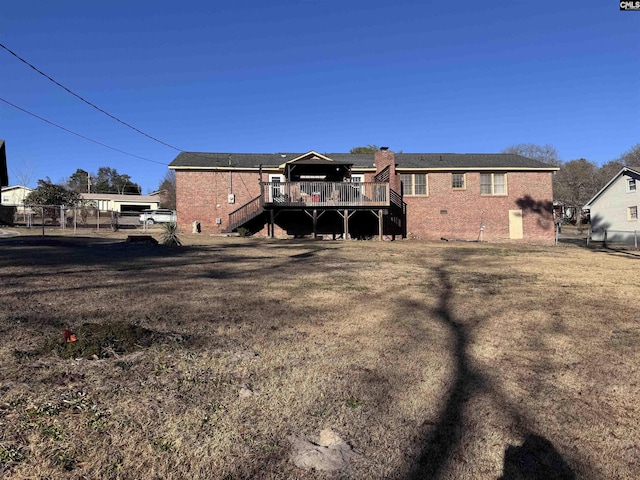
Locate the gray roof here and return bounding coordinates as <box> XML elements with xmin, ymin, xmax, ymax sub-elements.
<box><xmin>169</xmin><ymin>151</ymin><xmax>557</xmax><ymax>170</ymax></box>
<box><xmin>395</xmin><ymin>153</ymin><xmax>555</xmax><ymax>169</ymax></box>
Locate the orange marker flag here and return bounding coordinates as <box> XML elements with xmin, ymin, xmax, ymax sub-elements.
<box><xmin>62</xmin><ymin>328</ymin><xmax>77</xmax><ymax>343</ymax></box>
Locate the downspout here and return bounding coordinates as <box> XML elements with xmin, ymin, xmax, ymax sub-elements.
<box><xmin>228</xmin><ymin>155</ymin><xmax>233</xmax><ymax>195</ymax></box>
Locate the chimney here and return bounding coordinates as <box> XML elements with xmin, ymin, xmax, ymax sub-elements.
<box><xmin>374</xmin><ymin>147</ymin><xmax>400</xmax><ymax>193</ymax></box>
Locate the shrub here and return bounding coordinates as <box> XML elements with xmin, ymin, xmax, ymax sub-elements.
<box><xmin>161</xmin><ymin>222</ymin><xmax>182</xmax><ymax>246</ymax></box>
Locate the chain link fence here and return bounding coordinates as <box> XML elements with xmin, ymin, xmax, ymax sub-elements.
<box><xmin>10</xmin><ymin>205</ymin><xmax>155</xmax><ymax>232</ymax></box>
<box><xmin>587</xmin><ymin>228</ymin><xmax>640</xmax><ymax>248</ymax></box>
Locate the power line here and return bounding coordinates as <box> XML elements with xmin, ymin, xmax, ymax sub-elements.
<box><xmin>0</xmin><ymin>42</ymin><xmax>183</xmax><ymax>152</ymax></box>
<box><xmin>0</xmin><ymin>97</ymin><xmax>169</xmax><ymax>166</ymax></box>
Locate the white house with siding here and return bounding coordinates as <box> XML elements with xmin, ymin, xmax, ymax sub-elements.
<box><xmin>80</xmin><ymin>193</ymin><xmax>161</xmax><ymax>212</ymax></box>
<box><xmin>1</xmin><ymin>185</ymin><xmax>33</xmax><ymax>210</ymax></box>
<box><xmin>584</xmin><ymin>166</ymin><xmax>640</xmax><ymax>242</ymax></box>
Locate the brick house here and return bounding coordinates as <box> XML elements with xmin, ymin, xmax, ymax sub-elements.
<box><xmin>169</xmin><ymin>148</ymin><xmax>557</xmax><ymax>243</ymax></box>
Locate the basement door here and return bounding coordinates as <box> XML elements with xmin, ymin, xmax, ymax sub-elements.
<box><xmin>509</xmin><ymin>209</ymin><xmax>523</xmax><ymax>239</ymax></box>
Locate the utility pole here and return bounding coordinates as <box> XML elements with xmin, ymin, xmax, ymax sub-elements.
<box><xmin>87</xmin><ymin>173</ymin><xmax>92</xmax><ymax>193</ymax></box>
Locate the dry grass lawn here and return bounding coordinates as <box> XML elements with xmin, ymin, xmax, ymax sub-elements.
<box><xmin>0</xmin><ymin>230</ymin><xmax>638</xmax><ymax>479</ymax></box>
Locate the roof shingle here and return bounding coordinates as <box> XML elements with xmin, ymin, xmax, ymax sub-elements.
<box><xmin>169</xmin><ymin>151</ymin><xmax>557</xmax><ymax>170</ymax></box>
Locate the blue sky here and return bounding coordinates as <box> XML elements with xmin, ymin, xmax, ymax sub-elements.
<box><xmin>1</xmin><ymin>0</ymin><xmax>638</xmax><ymax>193</ymax></box>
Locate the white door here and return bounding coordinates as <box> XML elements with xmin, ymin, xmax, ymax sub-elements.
<box><xmin>350</xmin><ymin>174</ymin><xmax>365</xmax><ymax>200</ymax></box>
<box><xmin>269</xmin><ymin>174</ymin><xmax>284</xmax><ymax>202</ymax></box>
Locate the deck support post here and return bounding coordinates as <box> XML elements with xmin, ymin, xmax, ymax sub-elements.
<box><xmin>313</xmin><ymin>209</ymin><xmax>318</xmax><ymax>239</ymax></box>
<box><xmin>379</xmin><ymin>209</ymin><xmax>384</xmax><ymax>241</ymax></box>
<box><xmin>343</xmin><ymin>209</ymin><xmax>349</xmax><ymax>240</ymax></box>
<box><xmin>270</xmin><ymin>209</ymin><xmax>275</xmax><ymax>239</ymax></box>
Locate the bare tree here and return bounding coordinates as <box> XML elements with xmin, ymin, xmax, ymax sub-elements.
<box><xmin>502</xmin><ymin>143</ymin><xmax>561</xmax><ymax>166</ymax></box>
<box><xmin>596</xmin><ymin>160</ymin><xmax>625</xmax><ymax>191</ymax></box>
<box><xmin>618</xmin><ymin>143</ymin><xmax>640</xmax><ymax>166</ymax></box>
<box><xmin>10</xmin><ymin>158</ymin><xmax>35</xmax><ymax>187</ymax></box>
<box><xmin>158</xmin><ymin>170</ymin><xmax>176</xmax><ymax>210</ymax></box>
<box><xmin>554</xmin><ymin>158</ymin><xmax>599</xmax><ymax>220</ymax></box>
<box><xmin>9</xmin><ymin>158</ymin><xmax>36</xmax><ymax>208</ymax></box>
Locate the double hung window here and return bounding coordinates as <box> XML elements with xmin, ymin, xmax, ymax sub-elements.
<box><xmin>480</xmin><ymin>173</ymin><xmax>506</xmax><ymax>195</ymax></box>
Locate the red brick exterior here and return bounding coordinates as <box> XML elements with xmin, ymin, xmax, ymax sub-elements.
<box><xmin>400</xmin><ymin>171</ymin><xmax>554</xmax><ymax>243</ymax></box>
<box><xmin>175</xmin><ymin>169</ymin><xmax>263</xmax><ymax>234</ymax></box>
<box><xmin>374</xmin><ymin>149</ymin><xmax>401</xmax><ymax>193</ymax></box>
<box><xmin>174</xmin><ymin>159</ymin><xmax>555</xmax><ymax>243</ymax></box>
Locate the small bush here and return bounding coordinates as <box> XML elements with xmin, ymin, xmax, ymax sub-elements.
<box><xmin>237</xmin><ymin>227</ymin><xmax>251</xmax><ymax>237</ymax></box>
<box><xmin>161</xmin><ymin>222</ymin><xmax>182</xmax><ymax>246</ymax></box>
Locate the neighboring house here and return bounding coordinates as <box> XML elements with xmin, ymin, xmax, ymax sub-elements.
<box><xmin>80</xmin><ymin>193</ymin><xmax>160</xmax><ymax>212</ymax></box>
<box><xmin>583</xmin><ymin>166</ymin><xmax>640</xmax><ymax>242</ymax></box>
<box><xmin>1</xmin><ymin>185</ymin><xmax>33</xmax><ymax>210</ymax></box>
<box><xmin>169</xmin><ymin>149</ymin><xmax>557</xmax><ymax>243</ymax></box>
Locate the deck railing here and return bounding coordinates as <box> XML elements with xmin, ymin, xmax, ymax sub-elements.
<box><xmin>226</xmin><ymin>195</ymin><xmax>263</xmax><ymax>232</ymax></box>
<box><xmin>374</xmin><ymin>165</ymin><xmax>390</xmax><ymax>183</ymax></box>
<box><xmin>262</xmin><ymin>181</ymin><xmax>389</xmax><ymax>208</ymax></box>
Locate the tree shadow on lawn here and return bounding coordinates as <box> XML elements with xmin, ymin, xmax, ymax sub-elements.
<box><xmin>406</xmin><ymin>255</ymin><xmax>585</xmax><ymax>480</ymax></box>
<box><xmin>0</xmin><ymin>236</ymin><xmax>354</xmax><ymax>319</ymax></box>
<box><xmin>597</xmin><ymin>246</ymin><xmax>640</xmax><ymax>260</ymax></box>
<box><xmin>0</xmin><ymin>235</ymin><xmax>285</xmax><ymax>271</ymax></box>
<box><xmin>498</xmin><ymin>434</ymin><xmax>575</xmax><ymax>480</ymax></box>
<box><xmin>0</xmin><ymin>237</ymin><xmax>599</xmax><ymax>477</ymax></box>
<box><xmin>407</xmin><ymin>264</ymin><xmax>486</xmax><ymax>479</ymax></box>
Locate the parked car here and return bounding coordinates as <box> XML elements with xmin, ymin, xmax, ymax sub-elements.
<box><xmin>139</xmin><ymin>209</ymin><xmax>176</xmax><ymax>225</ymax></box>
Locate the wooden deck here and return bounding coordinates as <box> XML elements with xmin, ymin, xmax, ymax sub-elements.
<box><xmin>225</xmin><ymin>180</ymin><xmax>405</xmax><ymax>238</ymax></box>
<box><xmin>262</xmin><ymin>181</ymin><xmax>390</xmax><ymax>208</ymax></box>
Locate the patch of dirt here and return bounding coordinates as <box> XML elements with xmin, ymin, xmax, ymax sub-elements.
<box><xmin>25</xmin><ymin>321</ymin><xmax>187</xmax><ymax>359</ymax></box>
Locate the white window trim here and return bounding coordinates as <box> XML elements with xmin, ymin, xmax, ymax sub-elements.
<box><xmin>480</xmin><ymin>173</ymin><xmax>508</xmax><ymax>196</ymax></box>
<box><xmin>268</xmin><ymin>174</ymin><xmax>285</xmax><ymax>202</ymax></box>
<box><xmin>349</xmin><ymin>174</ymin><xmax>365</xmax><ymax>195</ymax></box>
<box><xmin>627</xmin><ymin>205</ymin><xmax>638</xmax><ymax>221</ymax></box>
<box><xmin>401</xmin><ymin>173</ymin><xmax>429</xmax><ymax>196</ymax></box>
<box><xmin>627</xmin><ymin>178</ymin><xmax>637</xmax><ymax>193</ymax></box>
<box><xmin>452</xmin><ymin>173</ymin><xmax>466</xmax><ymax>190</ymax></box>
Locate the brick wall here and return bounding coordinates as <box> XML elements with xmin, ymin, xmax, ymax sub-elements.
<box><xmin>374</xmin><ymin>149</ymin><xmax>401</xmax><ymax>193</ymax></box>
<box><xmin>176</xmin><ymin>167</ymin><xmax>554</xmax><ymax>243</ymax></box>
<box><xmin>403</xmin><ymin>171</ymin><xmax>554</xmax><ymax>243</ymax></box>
<box><xmin>175</xmin><ymin>169</ymin><xmax>263</xmax><ymax>234</ymax></box>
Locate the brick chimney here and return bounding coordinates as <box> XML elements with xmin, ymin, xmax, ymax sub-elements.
<box><xmin>374</xmin><ymin>147</ymin><xmax>401</xmax><ymax>193</ymax></box>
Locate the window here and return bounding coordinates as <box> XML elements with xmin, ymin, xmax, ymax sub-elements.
<box><xmin>400</xmin><ymin>174</ymin><xmax>428</xmax><ymax>196</ymax></box>
<box><xmin>627</xmin><ymin>178</ymin><xmax>637</xmax><ymax>193</ymax></box>
<box><xmin>628</xmin><ymin>206</ymin><xmax>638</xmax><ymax>221</ymax></box>
<box><xmin>480</xmin><ymin>173</ymin><xmax>507</xmax><ymax>195</ymax></box>
<box><xmin>400</xmin><ymin>174</ymin><xmax>411</xmax><ymax>195</ymax></box>
<box><xmin>414</xmin><ymin>174</ymin><xmax>427</xmax><ymax>195</ymax></box>
<box><xmin>452</xmin><ymin>173</ymin><xmax>466</xmax><ymax>189</ymax></box>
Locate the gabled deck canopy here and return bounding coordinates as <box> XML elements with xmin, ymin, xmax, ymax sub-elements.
<box><xmin>280</xmin><ymin>151</ymin><xmax>353</xmax><ymax>182</ymax></box>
